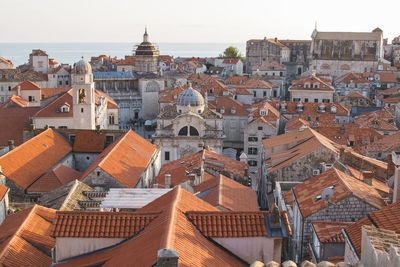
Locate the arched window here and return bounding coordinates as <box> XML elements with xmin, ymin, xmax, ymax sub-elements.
<box><xmin>178</xmin><ymin>126</ymin><xmax>188</xmax><ymax>136</ymax></box>
<box><xmin>189</xmin><ymin>126</ymin><xmax>199</xmax><ymax>136</ymax></box>
<box><xmin>78</xmin><ymin>88</ymin><xmax>86</xmax><ymax>103</ymax></box>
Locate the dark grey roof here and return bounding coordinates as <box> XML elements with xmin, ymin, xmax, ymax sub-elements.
<box><xmin>93</xmin><ymin>71</ymin><xmax>135</xmax><ymax>79</ymax></box>
<box><xmin>177</xmin><ymin>87</ymin><xmax>204</xmax><ymax>107</ymax></box>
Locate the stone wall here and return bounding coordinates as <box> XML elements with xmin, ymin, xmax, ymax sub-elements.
<box><xmin>82</xmin><ymin>166</ymin><xmax>126</xmax><ymax>190</ymax></box>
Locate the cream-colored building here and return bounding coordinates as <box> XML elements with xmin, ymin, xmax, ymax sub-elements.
<box><xmin>32</xmin><ymin>59</ymin><xmax>119</xmax><ymax>130</ymax></box>
<box><xmin>154</xmin><ymin>87</ymin><xmax>224</xmax><ymax>164</ymax></box>
<box><xmin>289</xmin><ymin>74</ymin><xmax>334</xmax><ymax>103</ymax></box>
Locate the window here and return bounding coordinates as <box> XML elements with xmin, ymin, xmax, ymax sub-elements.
<box><xmin>263</xmin><ymin>91</ymin><xmax>266</xmax><ymax>97</ymax></box>
<box><xmin>8</xmin><ymin>86</ymin><xmax>11</xmax><ymax>91</ymax></box>
<box><xmin>248</xmin><ymin>160</ymin><xmax>257</xmax><ymax>166</ymax></box>
<box><xmin>81</xmin><ymin>108</ymin><xmax>84</xmax><ymax>113</ymax></box>
<box><xmin>189</xmin><ymin>126</ymin><xmax>199</xmax><ymax>136</ymax></box>
<box><xmin>248</xmin><ymin>147</ymin><xmax>258</xmax><ymax>155</ymax></box>
<box><xmin>314</xmin><ymin>99</ymin><xmax>318</xmax><ymax>103</ymax></box>
<box><xmin>28</xmin><ymin>96</ymin><xmax>35</xmax><ymax>102</ymax></box>
<box><xmin>304</xmin><ymin>98</ymin><xmax>309</xmax><ymax>103</ymax></box>
<box><xmin>105</xmin><ymin>135</ymin><xmax>114</xmax><ymax>147</ymax></box>
<box><xmin>178</xmin><ymin>126</ymin><xmax>188</xmax><ymax>136</ymax></box>
<box><xmin>69</xmin><ymin>135</ymin><xmax>76</xmax><ymax>143</ymax></box>
<box><xmin>109</xmin><ymin>115</ymin><xmax>115</xmax><ymax>125</ymax></box>
<box><xmin>58</xmin><ymin>126</ymin><xmax>67</xmax><ymax>129</ymax></box>
<box><xmin>253</xmin><ymin>91</ymin><xmax>256</xmax><ymax>97</ymax></box>
<box><xmin>59</xmin><ymin>81</ymin><xmax>62</xmax><ymax>86</ymax></box>
<box><xmin>248</xmin><ymin>136</ymin><xmax>258</xmax><ymax>142</ymax></box>
<box><xmin>258</xmin><ymin>126</ymin><xmax>263</xmax><ymax>131</ymax></box>
<box><xmin>280</xmin><ymin>72</ymin><xmax>283</xmax><ymax>77</ymax></box>
<box><xmin>165</xmin><ymin>151</ymin><xmax>170</xmax><ymax>161</ymax></box>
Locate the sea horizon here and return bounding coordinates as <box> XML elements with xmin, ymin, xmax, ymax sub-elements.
<box><xmin>0</xmin><ymin>42</ymin><xmax>246</xmax><ymax>67</ymax></box>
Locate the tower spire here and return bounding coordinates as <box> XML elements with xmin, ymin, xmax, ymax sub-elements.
<box><xmin>143</xmin><ymin>26</ymin><xmax>149</xmax><ymax>42</ymax></box>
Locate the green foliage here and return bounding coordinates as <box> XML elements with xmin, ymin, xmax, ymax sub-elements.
<box><xmin>219</xmin><ymin>46</ymin><xmax>244</xmax><ymax>62</ymax></box>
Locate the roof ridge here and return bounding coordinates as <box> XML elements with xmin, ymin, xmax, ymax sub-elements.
<box><xmin>218</xmin><ymin>174</ymin><xmax>223</xmax><ymax>208</ymax></box>
<box><xmin>161</xmin><ymin>187</ymin><xmax>181</xmax><ymax>249</ymax></box>
<box><xmin>59</xmin><ymin>179</ymin><xmax>80</xmax><ymax>211</ymax></box>
<box><xmin>33</xmin><ymin>89</ymin><xmax>72</xmax><ymax>118</ymax></box>
<box><xmin>333</xmin><ymin>168</ymin><xmax>353</xmax><ymax>195</ymax></box>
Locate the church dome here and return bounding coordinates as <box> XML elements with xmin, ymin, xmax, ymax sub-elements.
<box><xmin>177</xmin><ymin>87</ymin><xmax>204</xmax><ymax>107</ymax></box>
<box><xmin>74</xmin><ymin>59</ymin><xmax>92</xmax><ymax>75</ymax></box>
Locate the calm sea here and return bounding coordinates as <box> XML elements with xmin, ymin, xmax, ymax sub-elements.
<box><xmin>0</xmin><ymin>43</ymin><xmax>246</xmax><ymax>67</ymax></box>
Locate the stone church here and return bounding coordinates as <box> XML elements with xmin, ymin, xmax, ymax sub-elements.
<box><xmin>310</xmin><ymin>28</ymin><xmax>387</xmax><ymax>77</ymax></box>
<box><xmin>153</xmin><ymin>87</ymin><xmax>224</xmax><ymax>164</ymax></box>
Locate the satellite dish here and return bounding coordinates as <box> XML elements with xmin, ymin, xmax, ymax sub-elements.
<box><xmin>321</xmin><ymin>187</ymin><xmax>334</xmax><ymax>201</ymax></box>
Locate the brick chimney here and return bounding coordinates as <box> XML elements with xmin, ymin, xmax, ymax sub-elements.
<box><xmin>157</xmin><ymin>249</ymin><xmax>179</xmax><ymax>267</ymax></box>
<box><xmin>165</xmin><ymin>173</ymin><xmax>171</xmax><ymax>189</ymax></box>
<box><xmin>7</xmin><ymin>140</ymin><xmax>15</xmax><ymax>151</ymax></box>
<box><xmin>362</xmin><ymin>171</ymin><xmax>374</xmax><ymax>186</ymax></box>
<box><xmin>391</xmin><ymin>150</ymin><xmax>400</xmax><ymax>203</ymax></box>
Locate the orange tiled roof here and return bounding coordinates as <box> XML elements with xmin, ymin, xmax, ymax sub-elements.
<box><xmin>289</xmin><ymin>75</ymin><xmax>334</xmax><ymax>91</ymax></box>
<box><xmin>336</xmin><ymin>72</ymin><xmax>369</xmax><ymax>84</ymax></box>
<box><xmin>187</xmin><ymin>211</ymin><xmax>268</xmax><ymax>237</ymax></box>
<box><xmin>55</xmin><ymin>186</ymin><xmax>246</xmax><ymax>267</ymax></box>
<box><xmin>242</xmin><ymin>78</ymin><xmax>279</xmax><ymax>89</ymax></box>
<box><xmin>312</xmin><ymin>221</ymin><xmax>352</xmax><ymax>243</ymax></box>
<box><xmin>343</xmin><ymin>200</ymin><xmax>400</xmax><ymax>257</ymax></box>
<box><xmin>41</xmin><ymin>87</ymin><xmax>70</xmax><ymax>99</ymax></box>
<box><xmin>0</xmin><ymin>184</ymin><xmax>8</xmax><ymax>201</ymax></box>
<box><xmin>0</xmin><ymin>129</ymin><xmax>72</xmax><ymax>190</ymax></box>
<box><xmin>34</xmin><ymin>89</ymin><xmax>118</xmax><ymax>118</ymax></box>
<box><xmin>224</xmin><ymin>75</ymin><xmax>248</xmax><ymax>85</ymax></box>
<box><xmin>194</xmin><ymin>174</ymin><xmax>258</xmax><ymax>211</ymax></box>
<box><xmin>367</xmin><ymin>131</ymin><xmax>400</xmax><ymax>153</ymax></box>
<box><xmin>1</xmin><ymin>95</ymin><xmax>29</xmax><ymax>108</ymax></box>
<box><xmin>270</xmin><ymin>100</ymin><xmax>349</xmax><ymax>117</ymax></box>
<box><xmin>214</xmin><ymin>96</ymin><xmax>249</xmax><ymax>116</ymax></box>
<box><xmin>0</xmin><ymin>57</ymin><xmax>13</xmax><ymax>66</ymax></box>
<box><xmin>344</xmin><ymin>91</ymin><xmax>369</xmax><ymax>99</ymax></box>
<box><xmin>0</xmin><ymin>205</ymin><xmax>56</xmax><ymax>267</ymax></box>
<box><xmin>28</xmin><ymin>164</ymin><xmax>82</xmax><ymax>192</ymax></box>
<box><xmin>51</xmin><ymin>211</ymin><xmax>159</xmax><ymax>238</ymax></box>
<box><xmin>117</xmin><ymin>55</ymin><xmax>135</xmax><ymax>66</ymax></box>
<box><xmin>80</xmin><ymin>130</ymin><xmax>157</xmax><ymax>188</ymax></box>
<box><xmin>293</xmin><ymin>168</ymin><xmax>386</xmax><ymax>218</ymax></box>
<box><xmin>154</xmin><ymin>148</ymin><xmax>247</xmax><ymax>188</ymax></box>
<box><xmin>282</xmin><ymin>190</ymin><xmax>294</xmax><ymax>206</ymax></box>
<box><xmin>11</xmin><ymin>80</ymin><xmax>41</xmax><ymax>91</ymax></box>
<box><xmin>159</xmin><ymin>86</ymin><xmax>187</xmax><ymax>103</ymax></box>
<box><xmin>72</xmin><ymin>130</ymin><xmax>106</xmax><ymax>153</ymax></box>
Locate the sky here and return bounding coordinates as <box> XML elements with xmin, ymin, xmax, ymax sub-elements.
<box><xmin>1</xmin><ymin>0</ymin><xmax>400</xmax><ymax>43</ymax></box>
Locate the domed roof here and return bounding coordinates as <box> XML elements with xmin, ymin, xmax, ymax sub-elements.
<box><xmin>177</xmin><ymin>87</ymin><xmax>204</xmax><ymax>107</ymax></box>
<box><xmin>135</xmin><ymin>28</ymin><xmax>159</xmax><ymax>56</ymax></box>
<box><xmin>74</xmin><ymin>59</ymin><xmax>92</xmax><ymax>75</ymax></box>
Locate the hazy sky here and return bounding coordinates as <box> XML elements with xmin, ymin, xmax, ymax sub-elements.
<box><xmin>2</xmin><ymin>0</ymin><xmax>400</xmax><ymax>43</ymax></box>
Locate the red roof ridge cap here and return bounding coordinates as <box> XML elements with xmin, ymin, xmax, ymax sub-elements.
<box><xmin>160</xmin><ymin>186</ymin><xmax>182</xmax><ymax>249</ymax></box>
<box><xmin>33</xmin><ymin>89</ymin><xmax>72</xmax><ymax>118</ymax></box>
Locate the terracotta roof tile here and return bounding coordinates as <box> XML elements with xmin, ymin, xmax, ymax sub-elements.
<box><xmin>312</xmin><ymin>221</ymin><xmax>352</xmax><ymax>243</ymax></box>
<box><xmin>293</xmin><ymin>168</ymin><xmax>386</xmax><ymax>218</ymax></box>
<box><xmin>224</xmin><ymin>75</ymin><xmax>248</xmax><ymax>85</ymax></box>
<box><xmin>51</xmin><ymin>211</ymin><xmax>159</xmax><ymax>238</ymax></box>
<box><xmin>282</xmin><ymin>190</ymin><xmax>294</xmax><ymax>206</ymax></box>
<box><xmin>187</xmin><ymin>211</ymin><xmax>268</xmax><ymax>237</ymax></box>
<box><xmin>28</xmin><ymin>164</ymin><xmax>82</xmax><ymax>192</ymax></box>
<box><xmin>0</xmin><ymin>184</ymin><xmax>8</xmax><ymax>201</ymax></box>
<box><xmin>55</xmin><ymin>187</ymin><xmax>246</xmax><ymax>267</ymax></box>
<box><xmin>72</xmin><ymin>130</ymin><xmax>106</xmax><ymax>152</ymax></box>
<box><xmin>80</xmin><ymin>130</ymin><xmax>157</xmax><ymax>188</ymax></box>
<box><xmin>0</xmin><ymin>129</ymin><xmax>72</xmax><ymax>190</ymax></box>
<box><xmin>214</xmin><ymin>96</ymin><xmax>249</xmax><ymax>116</ymax></box>
<box><xmin>0</xmin><ymin>95</ymin><xmax>29</xmax><ymax>108</ymax></box>
<box><xmin>0</xmin><ymin>205</ymin><xmax>56</xmax><ymax>267</ymax></box>
<box><xmin>194</xmin><ymin>174</ymin><xmax>258</xmax><ymax>211</ymax></box>
<box><xmin>289</xmin><ymin>75</ymin><xmax>334</xmax><ymax>91</ymax></box>
<box><xmin>155</xmin><ymin>148</ymin><xmax>247</xmax><ymax>188</ymax></box>
<box><xmin>41</xmin><ymin>87</ymin><xmax>70</xmax><ymax>99</ymax></box>
<box><xmin>11</xmin><ymin>80</ymin><xmax>41</xmax><ymax>91</ymax></box>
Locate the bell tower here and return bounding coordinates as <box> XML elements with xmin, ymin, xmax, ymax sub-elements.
<box><xmin>72</xmin><ymin>58</ymin><xmax>96</xmax><ymax>129</ymax></box>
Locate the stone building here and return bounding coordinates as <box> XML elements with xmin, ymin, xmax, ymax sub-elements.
<box><xmin>134</xmin><ymin>28</ymin><xmax>159</xmax><ymax>74</ymax></box>
<box><xmin>288</xmin><ymin>74</ymin><xmax>334</xmax><ymax>103</ymax></box>
<box><xmin>0</xmin><ymin>57</ymin><xmax>13</xmax><ymax>69</ymax></box>
<box><xmin>310</xmin><ymin>28</ymin><xmax>386</xmax><ymax>77</ymax></box>
<box><xmin>334</xmin><ymin>72</ymin><xmax>371</xmax><ymax>97</ymax></box>
<box><xmin>291</xmin><ymin>167</ymin><xmax>387</xmax><ymax>261</ymax></box>
<box><xmin>153</xmin><ymin>87</ymin><xmax>224</xmax><ymax>164</ymax></box>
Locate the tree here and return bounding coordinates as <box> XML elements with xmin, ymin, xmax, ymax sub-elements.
<box><xmin>219</xmin><ymin>46</ymin><xmax>244</xmax><ymax>62</ymax></box>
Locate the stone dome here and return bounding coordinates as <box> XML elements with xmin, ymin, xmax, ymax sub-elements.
<box><xmin>74</xmin><ymin>59</ymin><xmax>92</xmax><ymax>75</ymax></box>
<box><xmin>177</xmin><ymin>87</ymin><xmax>204</xmax><ymax>107</ymax></box>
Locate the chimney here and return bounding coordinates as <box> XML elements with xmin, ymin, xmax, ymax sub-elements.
<box><xmin>165</xmin><ymin>174</ymin><xmax>171</xmax><ymax>189</ymax></box>
<box><xmin>17</xmin><ymin>86</ymin><xmax>21</xmax><ymax>96</ymax></box>
<box><xmin>362</xmin><ymin>171</ymin><xmax>374</xmax><ymax>186</ymax></box>
<box><xmin>157</xmin><ymin>249</ymin><xmax>179</xmax><ymax>267</ymax></box>
<box><xmin>44</xmin><ymin>124</ymin><xmax>49</xmax><ymax>130</ymax></box>
<box><xmin>189</xmin><ymin>173</ymin><xmax>196</xmax><ymax>187</ymax></box>
<box><xmin>96</xmin><ymin>125</ymin><xmax>101</xmax><ymax>134</ymax></box>
<box><xmin>269</xmin><ymin>203</ymin><xmax>281</xmax><ymax>229</ymax></box>
<box><xmin>274</xmin><ymin>37</ymin><xmax>278</xmax><ymax>42</ymax></box>
<box><xmin>391</xmin><ymin>150</ymin><xmax>400</xmax><ymax>203</ymax></box>
<box><xmin>8</xmin><ymin>140</ymin><xmax>15</xmax><ymax>151</ymax></box>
